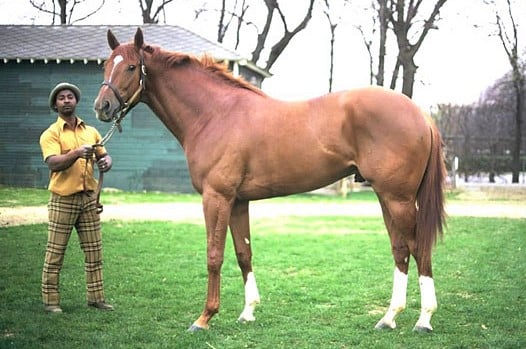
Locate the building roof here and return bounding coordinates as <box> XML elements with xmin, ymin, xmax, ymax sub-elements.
<box><xmin>0</xmin><ymin>24</ymin><xmax>269</xmax><ymax>76</ymax></box>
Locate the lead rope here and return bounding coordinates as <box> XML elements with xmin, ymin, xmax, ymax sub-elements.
<box><xmin>92</xmin><ymin>50</ymin><xmax>147</xmax><ymax>214</ymax></box>
<box><xmin>92</xmin><ymin>119</ymin><xmax>122</xmax><ymax>214</ymax></box>
<box><xmin>91</xmin><ymin>114</ymin><xmax>123</xmax><ymax>214</ymax></box>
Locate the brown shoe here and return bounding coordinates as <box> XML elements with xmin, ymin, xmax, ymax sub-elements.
<box><xmin>44</xmin><ymin>305</ymin><xmax>63</xmax><ymax>313</ymax></box>
<box><xmin>88</xmin><ymin>301</ymin><xmax>114</xmax><ymax>311</ymax></box>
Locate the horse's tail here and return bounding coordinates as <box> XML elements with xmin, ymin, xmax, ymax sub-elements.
<box><xmin>415</xmin><ymin>119</ymin><xmax>447</xmax><ymax>272</ymax></box>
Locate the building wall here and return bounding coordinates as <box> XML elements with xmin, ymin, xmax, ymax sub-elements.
<box><xmin>0</xmin><ymin>60</ymin><xmax>195</xmax><ymax>193</ymax></box>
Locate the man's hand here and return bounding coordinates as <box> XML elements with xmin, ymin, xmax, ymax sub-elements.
<box><xmin>77</xmin><ymin>144</ymin><xmax>95</xmax><ymax>159</ymax></box>
<box><xmin>96</xmin><ymin>155</ymin><xmax>112</xmax><ymax>173</ymax></box>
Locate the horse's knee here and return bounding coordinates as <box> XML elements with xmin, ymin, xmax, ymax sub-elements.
<box><xmin>392</xmin><ymin>243</ymin><xmax>409</xmax><ymax>261</ymax></box>
<box><xmin>236</xmin><ymin>251</ymin><xmax>252</xmax><ymax>269</ymax></box>
<box><xmin>207</xmin><ymin>255</ymin><xmax>224</xmax><ymax>274</ymax></box>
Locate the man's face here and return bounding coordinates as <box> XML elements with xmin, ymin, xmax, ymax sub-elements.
<box><xmin>55</xmin><ymin>89</ymin><xmax>77</xmax><ymax>116</ymax></box>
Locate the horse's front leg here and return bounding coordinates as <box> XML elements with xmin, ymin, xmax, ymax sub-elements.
<box><xmin>189</xmin><ymin>191</ymin><xmax>233</xmax><ymax>332</ymax></box>
<box><xmin>229</xmin><ymin>200</ymin><xmax>260</xmax><ymax>323</ymax></box>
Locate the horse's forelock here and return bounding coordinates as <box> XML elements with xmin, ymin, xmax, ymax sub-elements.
<box><xmin>103</xmin><ymin>43</ymin><xmax>142</xmax><ymax>76</ymax></box>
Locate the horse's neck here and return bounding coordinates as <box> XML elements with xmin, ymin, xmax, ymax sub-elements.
<box><xmin>143</xmin><ymin>64</ymin><xmax>236</xmax><ymax>145</ymax></box>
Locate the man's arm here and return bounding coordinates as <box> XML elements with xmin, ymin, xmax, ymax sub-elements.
<box><xmin>45</xmin><ymin>145</ymin><xmax>94</xmax><ymax>172</ymax></box>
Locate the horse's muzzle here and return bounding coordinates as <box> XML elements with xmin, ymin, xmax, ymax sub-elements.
<box><xmin>93</xmin><ymin>95</ymin><xmax>119</xmax><ymax>122</ymax></box>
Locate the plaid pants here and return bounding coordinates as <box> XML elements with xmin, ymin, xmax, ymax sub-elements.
<box><xmin>42</xmin><ymin>192</ymin><xmax>106</xmax><ymax>306</ymax></box>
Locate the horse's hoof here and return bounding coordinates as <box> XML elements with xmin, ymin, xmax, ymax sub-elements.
<box><xmin>374</xmin><ymin>321</ymin><xmax>395</xmax><ymax>330</ymax></box>
<box><xmin>413</xmin><ymin>325</ymin><xmax>433</xmax><ymax>333</ymax></box>
<box><xmin>238</xmin><ymin>316</ymin><xmax>255</xmax><ymax>324</ymax></box>
<box><xmin>187</xmin><ymin>324</ymin><xmax>205</xmax><ymax>332</ymax></box>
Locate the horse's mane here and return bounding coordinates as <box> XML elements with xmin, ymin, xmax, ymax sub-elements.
<box><xmin>150</xmin><ymin>45</ymin><xmax>266</xmax><ymax>96</ymax></box>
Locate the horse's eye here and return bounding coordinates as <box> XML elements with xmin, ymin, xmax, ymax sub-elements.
<box><xmin>128</xmin><ymin>65</ymin><xmax>136</xmax><ymax>71</ymax></box>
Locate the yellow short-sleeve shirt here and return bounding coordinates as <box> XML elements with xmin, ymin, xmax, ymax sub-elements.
<box><xmin>40</xmin><ymin>116</ymin><xmax>108</xmax><ymax>196</ymax></box>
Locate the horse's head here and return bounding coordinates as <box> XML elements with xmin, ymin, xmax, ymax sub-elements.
<box><xmin>94</xmin><ymin>28</ymin><xmax>147</xmax><ymax>123</ymax></box>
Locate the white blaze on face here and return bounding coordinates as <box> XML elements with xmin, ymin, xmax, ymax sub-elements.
<box><xmin>108</xmin><ymin>55</ymin><xmax>124</xmax><ymax>83</ymax></box>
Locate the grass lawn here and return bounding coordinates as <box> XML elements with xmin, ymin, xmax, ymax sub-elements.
<box><xmin>1</xmin><ymin>186</ymin><xmax>474</xmax><ymax>208</ymax></box>
<box><xmin>1</xmin><ymin>213</ymin><xmax>525</xmax><ymax>348</ymax></box>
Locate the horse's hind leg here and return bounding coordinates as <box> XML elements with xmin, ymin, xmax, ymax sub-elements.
<box><xmin>229</xmin><ymin>200</ymin><xmax>260</xmax><ymax>323</ymax></box>
<box><xmin>375</xmin><ymin>197</ymin><xmax>437</xmax><ymax>332</ymax></box>
<box><xmin>375</xmin><ymin>198</ymin><xmax>413</xmax><ymax>330</ymax></box>
<box><xmin>412</xmin><ymin>242</ymin><xmax>437</xmax><ymax>333</ymax></box>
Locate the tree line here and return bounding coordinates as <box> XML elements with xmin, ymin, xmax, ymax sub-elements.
<box><xmin>436</xmin><ymin>0</ymin><xmax>524</xmax><ymax>183</ymax></box>
<box><xmin>437</xmin><ymin>71</ymin><xmax>525</xmax><ymax>183</ymax></box>
<box><xmin>27</xmin><ymin>0</ymin><xmax>525</xmax><ymax>183</ymax></box>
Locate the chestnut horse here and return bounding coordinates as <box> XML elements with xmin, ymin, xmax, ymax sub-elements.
<box><xmin>94</xmin><ymin>28</ymin><xmax>446</xmax><ymax>333</ymax></box>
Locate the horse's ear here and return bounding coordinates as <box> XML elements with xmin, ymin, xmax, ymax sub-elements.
<box><xmin>134</xmin><ymin>28</ymin><xmax>144</xmax><ymax>50</ymax></box>
<box><xmin>107</xmin><ymin>30</ymin><xmax>120</xmax><ymax>50</ymax></box>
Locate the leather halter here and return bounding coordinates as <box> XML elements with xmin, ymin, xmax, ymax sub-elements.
<box><xmin>101</xmin><ymin>50</ymin><xmax>147</xmax><ymax>133</ymax></box>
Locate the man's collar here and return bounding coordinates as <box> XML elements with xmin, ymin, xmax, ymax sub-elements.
<box><xmin>56</xmin><ymin>115</ymin><xmax>85</xmax><ymax>129</ymax></box>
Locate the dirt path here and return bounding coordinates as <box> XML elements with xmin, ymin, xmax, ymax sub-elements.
<box><xmin>1</xmin><ymin>201</ymin><xmax>524</xmax><ymax>227</ymax></box>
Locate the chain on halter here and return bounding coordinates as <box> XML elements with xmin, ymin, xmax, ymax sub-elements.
<box><xmin>98</xmin><ymin>50</ymin><xmax>147</xmax><ymax>147</ymax></box>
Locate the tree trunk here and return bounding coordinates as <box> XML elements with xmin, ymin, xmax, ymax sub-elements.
<box><xmin>401</xmin><ymin>54</ymin><xmax>417</xmax><ymax>98</ymax></box>
<box><xmin>328</xmin><ymin>23</ymin><xmax>336</xmax><ymax>92</ymax></box>
<box><xmin>389</xmin><ymin>0</ymin><xmax>448</xmax><ymax>97</ymax></box>
<box><xmin>217</xmin><ymin>0</ymin><xmax>227</xmax><ymax>43</ymax></box>
<box><xmin>511</xmin><ymin>77</ymin><xmax>523</xmax><ymax>183</ymax></box>
<box><xmin>495</xmin><ymin>0</ymin><xmax>524</xmax><ymax>183</ymax></box>
<box><xmin>389</xmin><ymin>57</ymin><xmax>400</xmax><ymax>90</ymax></box>
<box><xmin>59</xmin><ymin>0</ymin><xmax>67</xmax><ymax>24</ymax></box>
<box><xmin>376</xmin><ymin>0</ymin><xmax>388</xmax><ymax>86</ymax></box>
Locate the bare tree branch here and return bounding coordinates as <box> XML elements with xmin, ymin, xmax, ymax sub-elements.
<box><xmin>70</xmin><ymin>0</ymin><xmax>106</xmax><ymax>24</ymax></box>
<box><xmin>323</xmin><ymin>0</ymin><xmax>340</xmax><ymax>91</ymax></box>
<box><xmin>389</xmin><ymin>0</ymin><xmax>448</xmax><ymax>97</ymax></box>
<box><xmin>139</xmin><ymin>0</ymin><xmax>173</xmax><ymax>24</ymax></box>
<box><xmin>30</xmin><ymin>0</ymin><xmax>105</xmax><ymax>25</ymax></box>
<box><xmin>251</xmin><ymin>0</ymin><xmax>277</xmax><ymax>64</ymax></box>
<box><xmin>264</xmin><ymin>0</ymin><xmax>315</xmax><ymax>71</ymax></box>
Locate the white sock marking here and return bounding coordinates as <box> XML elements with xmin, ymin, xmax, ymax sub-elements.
<box><xmin>238</xmin><ymin>271</ymin><xmax>260</xmax><ymax>322</ymax></box>
<box><xmin>376</xmin><ymin>267</ymin><xmax>408</xmax><ymax>329</ymax></box>
<box><xmin>415</xmin><ymin>275</ymin><xmax>437</xmax><ymax>330</ymax></box>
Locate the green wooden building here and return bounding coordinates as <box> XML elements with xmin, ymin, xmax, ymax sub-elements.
<box><xmin>0</xmin><ymin>25</ymin><xmax>269</xmax><ymax>193</ymax></box>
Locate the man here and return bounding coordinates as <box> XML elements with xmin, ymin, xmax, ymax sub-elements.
<box><xmin>39</xmin><ymin>82</ymin><xmax>113</xmax><ymax>313</ymax></box>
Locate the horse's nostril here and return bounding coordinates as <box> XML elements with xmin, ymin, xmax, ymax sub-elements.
<box><xmin>103</xmin><ymin>100</ymin><xmax>110</xmax><ymax>112</ymax></box>
<box><xmin>94</xmin><ymin>98</ymin><xmax>112</xmax><ymax>120</ymax></box>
